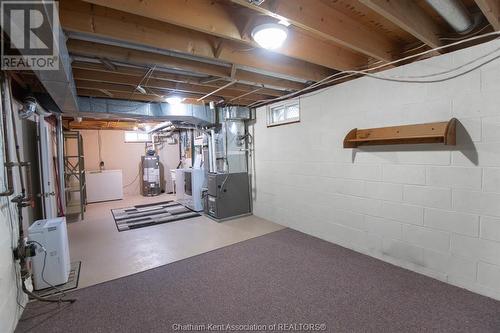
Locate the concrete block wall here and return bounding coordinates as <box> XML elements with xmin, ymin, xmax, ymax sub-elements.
<box><xmin>251</xmin><ymin>39</ymin><xmax>500</xmax><ymax>300</ymax></box>
<box><xmin>0</xmin><ymin>196</ymin><xmax>25</xmax><ymax>333</ymax></box>
<box><xmin>0</xmin><ymin>101</ymin><xmax>27</xmax><ymax>332</ymax></box>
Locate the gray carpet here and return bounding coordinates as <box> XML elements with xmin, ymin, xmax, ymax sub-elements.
<box><xmin>16</xmin><ymin>228</ymin><xmax>500</xmax><ymax>333</ymax></box>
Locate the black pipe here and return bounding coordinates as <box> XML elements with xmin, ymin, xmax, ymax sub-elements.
<box><xmin>8</xmin><ymin>75</ymin><xmax>26</xmax><ymax>197</ymax></box>
<box><xmin>0</xmin><ymin>73</ymin><xmax>14</xmax><ymax>197</ymax></box>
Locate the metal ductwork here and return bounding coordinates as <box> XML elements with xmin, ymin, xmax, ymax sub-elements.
<box><xmin>77</xmin><ymin>97</ymin><xmax>215</xmax><ymax>126</ymax></box>
<box><xmin>2</xmin><ymin>3</ymin><xmax>79</xmax><ymax>114</ymax></box>
<box><xmin>425</xmin><ymin>0</ymin><xmax>474</xmax><ymax>33</ymax></box>
<box><xmin>34</xmin><ymin>30</ymin><xmax>79</xmax><ymax>114</ymax></box>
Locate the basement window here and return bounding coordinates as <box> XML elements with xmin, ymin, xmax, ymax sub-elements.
<box><xmin>124</xmin><ymin>131</ymin><xmax>151</xmax><ymax>143</ymax></box>
<box><xmin>267</xmin><ymin>100</ymin><xmax>300</xmax><ymax>127</ymax></box>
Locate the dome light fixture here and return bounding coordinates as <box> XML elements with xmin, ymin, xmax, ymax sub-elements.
<box><xmin>251</xmin><ymin>23</ymin><xmax>288</xmax><ymax>50</ymax></box>
<box><xmin>165</xmin><ymin>96</ymin><xmax>185</xmax><ymax>104</ymax></box>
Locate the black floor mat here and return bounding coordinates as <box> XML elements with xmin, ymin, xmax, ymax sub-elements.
<box><xmin>111</xmin><ymin>201</ymin><xmax>201</xmax><ymax>231</ymax></box>
<box><xmin>32</xmin><ymin>261</ymin><xmax>82</xmax><ymax>298</ymax></box>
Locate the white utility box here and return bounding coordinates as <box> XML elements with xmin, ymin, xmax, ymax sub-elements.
<box><xmin>175</xmin><ymin>168</ymin><xmax>205</xmax><ymax>212</ymax></box>
<box><xmin>183</xmin><ymin>168</ymin><xmax>205</xmax><ymax>212</ymax></box>
<box><xmin>175</xmin><ymin>169</ymin><xmax>185</xmax><ymax>201</ymax></box>
<box><xmin>28</xmin><ymin>217</ymin><xmax>71</xmax><ymax>290</ymax></box>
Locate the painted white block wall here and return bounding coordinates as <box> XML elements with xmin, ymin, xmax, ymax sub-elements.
<box><xmin>252</xmin><ymin>39</ymin><xmax>500</xmax><ymax>300</ymax></box>
<box><xmin>0</xmin><ymin>105</ymin><xmax>27</xmax><ymax>332</ymax></box>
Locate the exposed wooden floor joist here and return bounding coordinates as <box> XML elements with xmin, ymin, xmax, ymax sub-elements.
<box><xmin>359</xmin><ymin>0</ymin><xmax>444</xmax><ymax>49</ymax></box>
<box><xmin>474</xmin><ymin>0</ymin><xmax>500</xmax><ymax>31</ymax></box>
<box><xmin>12</xmin><ymin>0</ymin><xmax>498</xmax><ymax>110</ymax></box>
<box><xmin>71</xmin><ymin>62</ymin><xmax>287</xmax><ymax>97</ymax></box>
<box><xmin>77</xmin><ymin>0</ymin><xmax>370</xmax><ymax>71</ymax></box>
<box><xmin>232</xmin><ymin>0</ymin><xmax>400</xmax><ymax>62</ymax></box>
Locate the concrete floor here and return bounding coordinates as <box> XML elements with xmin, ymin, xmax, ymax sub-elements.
<box><xmin>67</xmin><ymin>194</ymin><xmax>284</xmax><ymax>289</ymax></box>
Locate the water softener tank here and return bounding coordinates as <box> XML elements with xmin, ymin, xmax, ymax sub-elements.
<box><xmin>141</xmin><ymin>150</ymin><xmax>161</xmax><ymax>196</ymax></box>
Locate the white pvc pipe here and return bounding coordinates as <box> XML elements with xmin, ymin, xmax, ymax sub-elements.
<box><xmin>210</xmin><ymin>129</ymin><xmax>217</xmax><ymax>173</ymax></box>
<box><xmin>206</xmin><ymin>133</ymin><xmax>213</xmax><ymax>173</ymax></box>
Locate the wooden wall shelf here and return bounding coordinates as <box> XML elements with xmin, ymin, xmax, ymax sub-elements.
<box><xmin>343</xmin><ymin>118</ymin><xmax>457</xmax><ymax>148</ymax></box>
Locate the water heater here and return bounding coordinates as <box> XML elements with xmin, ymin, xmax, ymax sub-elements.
<box><xmin>141</xmin><ymin>153</ymin><xmax>161</xmax><ymax>196</ymax></box>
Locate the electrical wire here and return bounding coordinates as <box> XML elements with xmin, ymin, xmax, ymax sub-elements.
<box><xmin>1</xmin><ymin>74</ymin><xmax>75</xmax><ymax>308</ymax></box>
<box><xmin>27</xmin><ymin>240</ymin><xmax>69</xmax><ymax>299</ymax></box>
<box><xmin>97</xmin><ymin>129</ymin><xmax>103</xmax><ymax>166</ymax></box>
<box><xmin>316</xmin><ymin>31</ymin><xmax>499</xmax><ymax>88</ymax></box>
<box><xmin>386</xmin><ymin>46</ymin><xmax>500</xmax><ymax>79</ymax></box>
<box><xmin>319</xmin><ymin>50</ymin><xmax>500</xmax><ymax>85</ymax></box>
<box><xmin>140</xmin><ymin>64</ymin><xmax>157</xmax><ymax>96</ymax></box>
<box><xmin>439</xmin><ymin>24</ymin><xmax>491</xmax><ymax>41</ymax></box>
<box><xmin>127</xmin><ymin>65</ymin><xmax>156</xmax><ymax>101</ymax></box>
<box><xmin>1</xmin><ymin>77</ymin><xmax>27</xmax><ymax>311</ymax></box>
<box><xmin>248</xmin><ymin>31</ymin><xmax>500</xmax><ymax>108</ymax></box>
<box><xmin>401</xmin><ymin>43</ymin><xmax>429</xmax><ymax>54</ymax></box>
<box><xmin>6</xmin><ymin>196</ymin><xmax>26</xmax><ymax>311</ymax></box>
<box><xmin>397</xmin><ymin>24</ymin><xmax>490</xmax><ymax>56</ymax></box>
<box><xmin>123</xmin><ymin>170</ymin><xmax>141</xmax><ymax>188</ymax></box>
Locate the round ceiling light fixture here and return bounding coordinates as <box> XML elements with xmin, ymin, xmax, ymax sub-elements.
<box><xmin>251</xmin><ymin>23</ymin><xmax>288</xmax><ymax>50</ymax></box>
<box><xmin>165</xmin><ymin>96</ymin><xmax>185</xmax><ymax>104</ymax></box>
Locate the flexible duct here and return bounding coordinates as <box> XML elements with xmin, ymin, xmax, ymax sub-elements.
<box><xmin>425</xmin><ymin>0</ymin><xmax>474</xmax><ymax>33</ymax></box>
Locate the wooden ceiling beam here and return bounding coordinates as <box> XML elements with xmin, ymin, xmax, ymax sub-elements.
<box><xmin>61</xmin><ymin>1</ymin><xmax>341</xmax><ymax>81</ymax></box>
<box><xmin>474</xmin><ymin>0</ymin><xmax>500</xmax><ymax>30</ymax></box>
<box><xmin>68</xmin><ymin>119</ymin><xmax>140</xmax><ymax>131</ymax></box>
<box><xmin>75</xmin><ymin>80</ymin><xmax>260</xmax><ymax>104</ymax></box>
<box><xmin>73</xmin><ymin>70</ymin><xmax>266</xmax><ymax>101</ymax></box>
<box><xmin>67</xmin><ymin>39</ymin><xmax>230</xmax><ymax>78</ymax></box>
<box><xmin>234</xmin><ymin>70</ymin><xmax>307</xmax><ymax>91</ymax></box>
<box><xmin>77</xmin><ymin>88</ymin><xmax>164</xmax><ymax>102</ymax></box>
<box><xmin>71</xmin><ymin>61</ymin><xmax>286</xmax><ymax>97</ymax></box>
<box><xmin>79</xmin><ymin>0</ymin><xmax>368</xmax><ymax>71</ymax></box>
<box><xmin>62</xmin><ymin>3</ymin><xmax>334</xmax><ymax>82</ymax></box>
<box><xmin>68</xmin><ymin>39</ymin><xmax>308</xmax><ymax>94</ymax></box>
<box><xmin>231</xmin><ymin>0</ymin><xmax>397</xmax><ymax>62</ymax></box>
<box><xmin>359</xmin><ymin>0</ymin><xmax>443</xmax><ymax>49</ymax></box>
<box><xmin>76</xmin><ymin>81</ymin><xmax>257</xmax><ymax>103</ymax></box>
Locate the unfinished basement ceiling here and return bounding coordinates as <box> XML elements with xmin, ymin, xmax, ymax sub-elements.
<box><xmin>15</xmin><ymin>0</ymin><xmax>500</xmax><ymax>109</ymax></box>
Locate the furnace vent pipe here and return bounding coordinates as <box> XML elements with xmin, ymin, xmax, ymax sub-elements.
<box><xmin>210</xmin><ymin>129</ymin><xmax>217</xmax><ymax>173</ymax></box>
<box><xmin>425</xmin><ymin>0</ymin><xmax>474</xmax><ymax>33</ymax></box>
